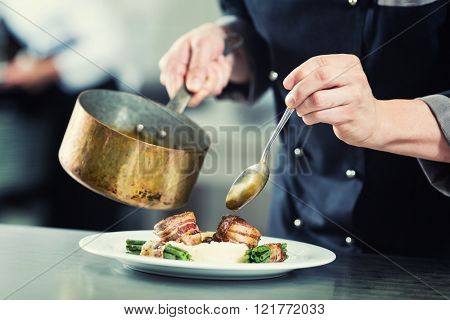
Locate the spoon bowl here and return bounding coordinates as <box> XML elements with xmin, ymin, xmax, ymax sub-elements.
<box><xmin>225</xmin><ymin>162</ymin><xmax>270</xmax><ymax>211</ymax></box>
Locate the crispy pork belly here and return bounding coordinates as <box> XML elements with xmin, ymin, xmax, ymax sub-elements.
<box><xmin>154</xmin><ymin>211</ymin><xmax>201</xmax><ymax>245</ymax></box>
<box><xmin>266</xmin><ymin>243</ymin><xmax>287</xmax><ymax>263</ymax></box>
<box><xmin>213</xmin><ymin>215</ymin><xmax>261</xmax><ymax>248</ymax></box>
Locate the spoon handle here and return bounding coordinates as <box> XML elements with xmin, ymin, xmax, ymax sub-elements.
<box><xmin>260</xmin><ymin>108</ymin><xmax>295</xmax><ymax>162</ymax></box>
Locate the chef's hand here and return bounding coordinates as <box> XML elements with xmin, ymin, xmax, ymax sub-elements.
<box><xmin>283</xmin><ymin>54</ymin><xmax>380</xmax><ymax>147</ymax></box>
<box><xmin>159</xmin><ymin>23</ymin><xmax>235</xmax><ymax>107</ymax></box>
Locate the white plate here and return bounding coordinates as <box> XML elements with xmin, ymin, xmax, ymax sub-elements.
<box><xmin>79</xmin><ymin>230</ymin><xmax>336</xmax><ymax>280</ymax></box>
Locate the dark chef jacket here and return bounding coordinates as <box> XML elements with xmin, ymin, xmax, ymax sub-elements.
<box><xmin>219</xmin><ymin>0</ymin><xmax>450</xmax><ymax>257</ymax></box>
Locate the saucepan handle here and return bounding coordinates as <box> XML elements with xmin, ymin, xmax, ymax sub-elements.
<box><xmin>166</xmin><ymin>33</ymin><xmax>244</xmax><ymax>114</ymax></box>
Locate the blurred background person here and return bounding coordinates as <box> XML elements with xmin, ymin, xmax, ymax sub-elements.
<box><xmin>0</xmin><ymin>0</ymin><xmax>127</xmax><ymax>230</ymax></box>
<box><xmin>0</xmin><ymin>0</ymin><xmax>277</xmax><ymax>233</ymax></box>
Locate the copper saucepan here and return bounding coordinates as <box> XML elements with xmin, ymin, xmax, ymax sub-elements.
<box><xmin>59</xmin><ymin>35</ymin><xmax>242</xmax><ymax>210</ymax></box>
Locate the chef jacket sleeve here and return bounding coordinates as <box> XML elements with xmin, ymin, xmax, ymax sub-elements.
<box><xmin>217</xmin><ymin>0</ymin><xmax>271</xmax><ymax>104</ymax></box>
<box><xmin>417</xmin><ymin>93</ymin><xmax>450</xmax><ymax>196</ymax></box>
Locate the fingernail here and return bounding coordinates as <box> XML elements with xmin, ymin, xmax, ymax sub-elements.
<box><xmin>285</xmin><ymin>93</ymin><xmax>295</xmax><ymax>108</ymax></box>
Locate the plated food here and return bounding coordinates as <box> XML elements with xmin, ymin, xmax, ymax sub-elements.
<box><xmin>125</xmin><ymin>211</ymin><xmax>288</xmax><ymax>264</ymax></box>
<box><xmin>80</xmin><ymin>230</ymin><xmax>336</xmax><ymax>280</ymax></box>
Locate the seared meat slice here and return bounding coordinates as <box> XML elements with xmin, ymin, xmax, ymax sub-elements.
<box><xmin>154</xmin><ymin>211</ymin><xmax>201</xmax><ymax>245</ymax></box>
<box><xmin>265</xmin><ymin>243</ymin><xmax>287</xmax><ymax>263</ymax></box>
<box><xmin>213</xmin><ymin>215</ymin><xmax>261</xmax><ymax>248</ymax></box>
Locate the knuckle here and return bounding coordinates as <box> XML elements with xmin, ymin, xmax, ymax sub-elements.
<box><xmin>315</xmin><ymin>55</ymin><xmax>328</xmax><ymax>67</ymax></box>
<box><xmin>354</xmin><ymin>71</ymin><xmax>367</xmax><ymax>83</ymax></box>
<box><xmin>302</xmin><ymin>114</ymin><xmax>315</xmax><ymax>126</ymax></box>
<box><xmin>291</xmin><ymin>87</ymin><xmax>304</xmax><ymax>103</ymax></box>
<box><xmin>316</xmin><ymin>67</ymin><xmax>330</xmax><ymax>82</ymax></box>
<box><xmin>295</xmin><ymin>106</ymin><xmax>306</xmax><ymax>117</ymax></box>
<box><xmin>347</xmin><ymin>54</ymin><xmax>361</xmax><ymax>65</ymax></box>
<box><xmin>191</xmin><ymin>37</ymin><xmax>209</xmax><ymax>50</ymax></box>
<box><xmin>296</xmin><ymin>69</ymin><xmax>306</xmax><ymax>82</ymax></box>
<box><xmin>310</xmin><ymin>92</ymin><xmax>324</xmax><ymax>107</ymax></box>
<box><xmin>352</xmin><ymin>90</ymin><xmax>363</xmax><ymax>103</ymax></box>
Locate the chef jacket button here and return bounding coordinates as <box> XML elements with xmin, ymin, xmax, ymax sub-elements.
<box><xmin>294</xmin><ymin>219</ymin><xmax>302</xmax><ymax>228</ymax></box>
<box><xmin>345</xmin><ymin>236</ymin><xmax>353</xmax><ymax>245</ymax></box>
<box><xmin>269</xmin><ymin>70</ymin><xmax>278</xmax><ymax>81</ymax></box>
<box><xmin>294</xmin><ymin>148</ymin><xmax>304</xmax><ymax>157</ymax></box>
<box><xmin>346</xmin><ymin>169</ymin><xmax>356</xmax><ymax>179</ymax></box>
<box><xmin>348</xmin><ymin>0</ymin><xmax>358</xmax><ymax>6</ymax></box>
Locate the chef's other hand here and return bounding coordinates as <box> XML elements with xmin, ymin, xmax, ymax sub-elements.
<box><xmin>283</xmin><ymin>54</ymin><xmax>380</xmax><ymax>147</ymax></box>
<box><xmin>159</xmin><ymin>23</ymin><xmax>233</xmax><ymax>107</ymax></box>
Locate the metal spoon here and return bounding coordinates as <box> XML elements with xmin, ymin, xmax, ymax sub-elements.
<box><xmin>225</xmin><ymin>107</ymin><xmax>295</xmax><ymax>211</ymax></box>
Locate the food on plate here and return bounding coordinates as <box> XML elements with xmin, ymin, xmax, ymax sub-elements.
<box><xmin>244</xmin><ymin>243</ymin><xmax>288</xmax><ymax>263</ymax></box>
<box><xmin>125</xmin><ymin>211</ymin><xmax>287</xmax><ymax>264</ymax></box>
<box><xmin>154</xmin><ymin>211</ymin><xmax>202</xmax><ymax>246</ymax></box>
<box><xmin>200</xmin><ymin>231</ymin><xmax>215</xmax><ymax>243</ymax></box>
<box><xmin>126</xmin><ymin>240</ymin><xmax>191</xmax><ymax>261</ymax></box>
<box><xmin>138</xmin><ymin>240</ymin><xmax>163</xmax><ymax>258</ymax></box>
<box><xmin>213</xmin><ymin>215</ymin><xmax>261</xmax><ymax>248</ymax></box>
<box><xmin>166</xmin><ymin>241</ymin><xmax>248</xmax><ymax>264</ymax></box>
<box><xmin>163</xmin><ymin>244</ymin><xmax>192</xmax><ymax>260</ymax></box>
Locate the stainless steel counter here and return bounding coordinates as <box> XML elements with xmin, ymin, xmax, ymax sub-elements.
<box><xmin>2</xmin><ymin>224</ymin><xmax>449</xmax><ymax>300</ymax></box>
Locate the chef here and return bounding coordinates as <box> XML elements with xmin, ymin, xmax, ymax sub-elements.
<box><xmin>159</xmin><ymin>0</ymin><xmax>450</xmax><ymax>257</ymax></box>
